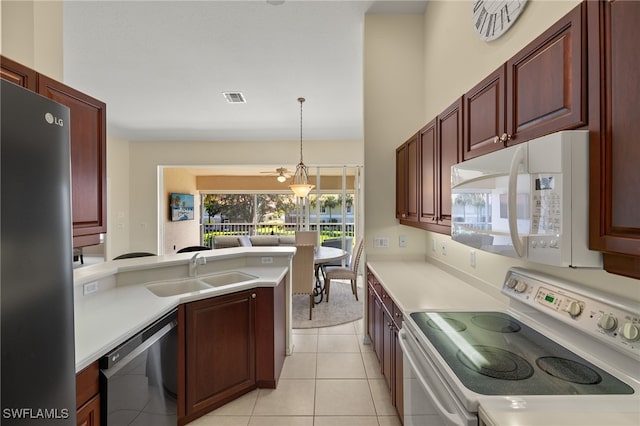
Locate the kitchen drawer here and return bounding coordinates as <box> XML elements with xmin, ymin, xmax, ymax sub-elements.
<box><xmin>392</xmin><ymin>304</ymin><xmax>403</xmax><ymax>329</ymax></box>
<box><xmin>76</xmin><ymin>361</ymin><xmax>99</xmax><ymax>409</ymax></box>
<box><xmin>380</xmin><ymin>287</ymin><xmax>394</xmax><ymax>314</ymax></box>
<box><xmin>367</xmin><ymin>271</ymin><xmax>382</xmax><ymax>297</ymax></box>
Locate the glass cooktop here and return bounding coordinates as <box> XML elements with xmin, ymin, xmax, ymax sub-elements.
<box><xmin>410</xmin><ymin>311</ymin><xmax>634</xmax><ymax>396</ymax></box>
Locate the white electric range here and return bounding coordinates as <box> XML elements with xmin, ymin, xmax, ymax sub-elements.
<box><xmin>399</xmin><ymin>267</ymin><xmax>640</xmax><ymax>426</ymax></box>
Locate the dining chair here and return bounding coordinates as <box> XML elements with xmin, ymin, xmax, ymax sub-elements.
<box><xmin>321</xmin><ymin>237</ymin><xmax>353</xmax><ymax>268</ymax></box>
<box><xmin>324</xmin><ymin>237</ymin><xmax>364</xmax><ymax>302</ymax></box>
<box><xmin>291</xmin><ymin>245</ymin><xmax>316</xmax><ymax>320</ymax></box>
<box><xmin>295</xmin><ymin>230</ymin><xmax>318</xmax><ymax>246</ymax></box>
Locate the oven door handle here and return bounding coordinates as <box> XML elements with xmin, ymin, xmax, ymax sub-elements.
<box><xmin>399</xmin><ymin>330</ymin><xmax>466</xmax><ymax>426</ymax></box>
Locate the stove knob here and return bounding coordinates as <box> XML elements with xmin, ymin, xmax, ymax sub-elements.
<box><xmin>622</xmin><ymin>323</ymin><xmax>640</xmax><ymax>342</ymax></box>
<box><xmin>598</xmin><ymin>314</ymin><xmax>618</xmax><ymax>332</ymax></box>
<box><xmin>565</xmin><ymin>301</ymin><xmax>582</xmax><ymax>317</ymax></box>
<box><xmin>506</xmin><ymin>278</ymin><xmax>518</xmax><ymax>289</ymax></box>
<box><xmin>514</xmin><ymin>281</ymin><xmax>528</xmax><ymax>293</ymax></box>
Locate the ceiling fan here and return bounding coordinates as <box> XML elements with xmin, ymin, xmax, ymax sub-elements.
<box><xmin>260</xmin><ymin>167</ymin><xmax>292</xmax><ymax>183</ymax></box>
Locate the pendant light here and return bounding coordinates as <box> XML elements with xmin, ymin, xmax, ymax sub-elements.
<box><xmin>289</xmin><ymin>97</ymin><xmax>315</xmax><ymax>198</ymax></box>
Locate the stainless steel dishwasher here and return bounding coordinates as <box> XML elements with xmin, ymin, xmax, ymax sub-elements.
<box><xmin>100</xmin><ymin>309</ymin><xmax>177</xmax><ymax>425</ymax></box>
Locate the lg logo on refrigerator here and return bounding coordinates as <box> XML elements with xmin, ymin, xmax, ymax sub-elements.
<box><xmin>44</xmin><ymin>112</ymin><xmax>64</xmax><ymax>127</ymax></box>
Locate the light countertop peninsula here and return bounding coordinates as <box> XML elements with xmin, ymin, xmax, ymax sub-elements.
<box><xmin>73</xmin><ymin>247</ymin><xmax>295</xmax><ymax>372</ymax></box>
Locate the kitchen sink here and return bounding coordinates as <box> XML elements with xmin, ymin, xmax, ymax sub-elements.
<box><xmin>145</xmin><ymin>279</ymin><xmax>212</xmax><ymax>297</ymax></box>
<box><xmin>198</xmin><ymin>271</ymin><xmax>258</xmax><ymax>287</ymax></box>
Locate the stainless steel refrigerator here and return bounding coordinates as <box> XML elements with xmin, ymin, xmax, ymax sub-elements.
<box><xmin>1</xmin><ymin>79</ymin><xmax>77</xmax><ymax>424</ymax></box>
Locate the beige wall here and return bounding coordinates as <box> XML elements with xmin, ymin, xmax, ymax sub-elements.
<box><xmin>363</xmin><ymin>0</ymin><xmax>640</xmax><ymax>301</ymax></box>
<box><xmin>106</xmin><ymin>135</ymin><xmax>131</xmax><ymax>260</ymax></box>
<box><xmin>163</xmin><ymin>169</ymin><xmax>199</xmax><ymax>255</ymax></box>
<box><xmin>363</xmin><ymin>14</ymin><xmax>427</xmax><ymax>258</ymax></box>
<box><xmin>129</xmin><ymin>139</ymin><xmax>363</xmax><ymax>255</ymax></box>
<box><xmin>421</xmin><ymin>0</ymin><xmax>580</xmax><ymax>119</ymax></box>
<box><xmin>1</xmin><ymin>0</ymin><xmax>63</xmax><ymax>80</ymax></box>
<box><xmin>196</xmin><ymin>175</ymin><xmax>355</xmax><ymax>191</ymax></box>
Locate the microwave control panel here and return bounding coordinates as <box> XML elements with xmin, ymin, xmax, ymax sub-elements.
<box><xmin>528</xmin><ymin>173</ymin><xmax>566</xmax><ymax>265</ymax></box>
<box><xmin>530</xmin><ymin>173</ymin><xmax>562</xmax><ymax>236</ymax></box>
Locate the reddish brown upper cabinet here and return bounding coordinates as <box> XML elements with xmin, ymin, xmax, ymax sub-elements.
<box><xmin>37</xmin><ymin>75</ymin><xmax>107</xmax><ymax>248</ymax></box>
<box><xmin>399</xmin><ymin>99</ymin><xmax>462</xmax><ymax>235</ymax></box>
<box><xmin>463</xmin><ymin>65</ymin><xmax>506</xmax><ymax>161</ymax></box>
<box><xmin>420</xmin><ymin>98</ymin><xmax>463</xmax><ymax>234</ymax></box>
<box><xmin>395</xmin><ymin>143</ymin><xmax>407</xmax><ymax>220</ymax></box>
<box><xmin>0</xmin><ymin>56</ymin><xmax>107</xmax><ymax>249</ymax></box>
<box><xmin>396</xmin><ymin>133</ymin><xmax>419</xmax><ymax>223</ymax></box>
<box><xmin>587</xmin><ymin>0</ymin><xmax>640</xmax><ymax>279</ymax></box>
<box><xmin>506</xmin><ymin>3</ymin><xmax>587</xmax><ymax>145</ymax></box>
<box><xmin>419</xmin><ymin>119</ymin><xmax>437</xmax><ymax>225</ymax></box>
<box><xmin>431</xmin><ymin>98</ymin><xmax>462</xmax><ymax>233</ymax></box>
<box><xmin>0</xmin><ymin>55</ymin><xmax>37</xmax><ymax>91</ymax></box>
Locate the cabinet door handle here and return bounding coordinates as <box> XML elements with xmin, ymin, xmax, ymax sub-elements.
<box><xmin>494</xmin><ymin>133</ymin><xmax>512</xmax><ymax>144</ymax></box>
<box><xmin>252</xmin><ymin>293</ymin><xmax>256</xmax><ymax>299</ymax></box>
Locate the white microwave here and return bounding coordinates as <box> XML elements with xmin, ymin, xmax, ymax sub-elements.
<box><xmin>451</xmin><ymin>130</ymin><xmax>602</xmax><ymax>268</ymax></box>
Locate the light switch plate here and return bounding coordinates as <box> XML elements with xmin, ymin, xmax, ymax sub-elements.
<box><xmin>374</xmin><ymin>237</ymin><xmax>389</xmax><ymax>248</ymax></box>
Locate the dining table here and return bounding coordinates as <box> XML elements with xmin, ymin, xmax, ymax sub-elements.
<box><xmin>312</xmin><ymin>246</ymin><xmax>348</xmax><ymax>303</ymax></box>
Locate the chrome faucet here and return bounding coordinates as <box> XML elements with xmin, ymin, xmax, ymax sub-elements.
<box><xmin>189</xmin><ymin>252</ymin><xmax>206</xmax><ymax>277</ymax></box>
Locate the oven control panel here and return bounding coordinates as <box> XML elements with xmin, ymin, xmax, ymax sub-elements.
<box><xmin>502</xmin><ymin>268</ymin><xmax>640</xmax><ymax>359</ymax></box>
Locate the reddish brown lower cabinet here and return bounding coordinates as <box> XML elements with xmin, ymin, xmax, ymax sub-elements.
<box><xmin>183</xmin><ymin>290</ymin><xmax>256</xmax><ymax>422</ymax></box>
<box><xmin>76</xmin><ymin>361</ymin><xmax>100</xmax><ymax>426</ymax></box>
<box><xmin>255</xmin><ymin>283</ymin><xmax>286</xmax><ymax>388</ymax></box>
<box><xmin>367</xmin><ymin>268</ymin><xmax>404</xmax><ymax>423</ymax></box>
<box><xmin>178</xmin><ymin>282</ymin><xmax>285</xmax><ymax>425</ymax></box>
<box><xmin>587</xmin><ymin>0</ymin><xmax>640</xmax><ymax>279</ymax></box>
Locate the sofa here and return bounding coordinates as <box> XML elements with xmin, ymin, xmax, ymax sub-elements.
<box><xmin>212</xmin><ymin>235</ymin><xmax>296</xmax><ymax>249</ymax></box>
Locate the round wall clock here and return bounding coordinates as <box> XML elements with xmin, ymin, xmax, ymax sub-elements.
<box><xmin>472</xmin><ymin>0</ymin><xmax>528</xmax><ymax>42</ymax></box>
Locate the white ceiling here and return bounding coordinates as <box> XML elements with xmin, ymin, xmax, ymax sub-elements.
<box><xmin>62</xmin><ymin>0</ymin><xmax>428</xmax><ymax>144</ymax></box>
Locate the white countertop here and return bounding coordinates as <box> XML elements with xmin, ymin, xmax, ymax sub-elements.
<box><xmin>74</xmin><ymin>248</ymin><xmax>293</xmax><ymax>372</ymax></box>
<box><xmin>366</xmin><ymin>258</ymin><xmax>507</xmax><ymax>312</ymax></box>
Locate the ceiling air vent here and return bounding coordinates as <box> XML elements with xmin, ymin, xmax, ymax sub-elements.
<box><xmin>222</xmin><ymin>92</ymin><xmax>246</xmax><ymax>103</ymax></box>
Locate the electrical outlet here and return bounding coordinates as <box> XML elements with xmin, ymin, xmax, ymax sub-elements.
<box><xmin>399</xmin><ymin>235</ymin><xmax>407</xmax><ymax>248</ymax></box>
<box><xmin>441</xmin><ymin>240</ymin><xmax>446</xmax><ymax>256</ymax></box>
<box><xmin>432</xmin><ymin>239</ymin><xmax>436</xmax><ymax>252</ymax></box>
<box><xmin>83</xmin><ymin>281</ymin><xmax>98</xmax><ymax>296</ymax></box>
<box><xmin>470</xmin><ymin>250</ymin><xmax>476</xmax><ymax>267</ymax></box>
<box><xmin>261</xmin><ymin>257</ymin><xmax>273</xmax><ymax>264</ymax></box>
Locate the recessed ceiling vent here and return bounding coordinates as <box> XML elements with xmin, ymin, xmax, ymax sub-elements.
<box><xmin>222</xmin><ymin>92</ymin><xmax>246</xmax><ymax>103</ymax></box>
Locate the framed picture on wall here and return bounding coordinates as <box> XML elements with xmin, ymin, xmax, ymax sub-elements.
<box><xmin>170</xmin><ymin>193</ymin><xmax>195</xmax><ymax>221</ymax></box>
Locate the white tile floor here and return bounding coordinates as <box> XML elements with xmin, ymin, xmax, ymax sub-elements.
<box><xmin>186</xmin><ymin>319</ymin><xmax>402</xmax><ymax>426</ymax></box>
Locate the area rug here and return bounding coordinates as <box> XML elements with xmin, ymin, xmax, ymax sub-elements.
<box><xmin>292</xmin><ymin>279</ymin><xmax>364</xmax><ymax>329</ymax></box>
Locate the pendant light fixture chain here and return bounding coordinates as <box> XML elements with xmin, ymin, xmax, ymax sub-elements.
<box><xmin>290</xmin><ymin>96</ymin><xmax>314</xmax><ymax>198</ymax></box>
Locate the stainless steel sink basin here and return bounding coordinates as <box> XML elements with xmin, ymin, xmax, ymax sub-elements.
<box><xmin>145</xmin><ymin>279</ymin><xmax>212</xmax><ymax>297</ymax></box>
<box><xmin>198</xmin><ymin>271</ymin><xmax>258</xmax><ymax>287</ymax></box>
